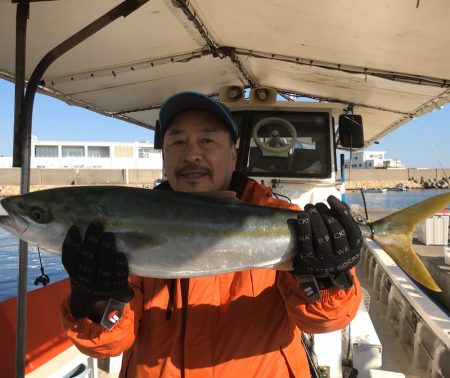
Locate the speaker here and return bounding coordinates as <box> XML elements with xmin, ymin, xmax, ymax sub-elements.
<box><xmin>249</xmin><ymin>87</ymin><xmax>277</xmax><ymax>105</ymax></box>
<box><xmin>218</xmin><ymin>86</ymin><xmax>245</xmax><ymax>104</ymax></box>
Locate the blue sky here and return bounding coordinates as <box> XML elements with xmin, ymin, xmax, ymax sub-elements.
<box><xmin>0</xmin><ymin>79</ymin><xmax>154</xmax><ymax>152</ymax></box>
<box><xmin>1</xmin><ymin>79</ymin><xmax>449</xmax><ymax>168</ymax></box>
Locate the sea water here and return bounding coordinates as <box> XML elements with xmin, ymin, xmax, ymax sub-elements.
<box><xmin>1</xmin><ymin>188</ymin><xmax>449</xmax><ymax>301</ymax></box>
<box><xmin>345</xmin><ymin>188</ymin><xmax>450</xmax><ymax>209</ymax></box>
<box><xmin>0</xmin><ymin>230</ymin><xmax>68</xmax><ymax>301</ymax></box>
<box><xmin>0</xmin><ymin>204</ymin><xmax>68</xmax><ymax>301</ymax></box>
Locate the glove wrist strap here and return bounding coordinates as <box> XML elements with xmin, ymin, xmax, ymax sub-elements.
<box><xmin>99</xmin><ymin>298</ymin><xmax>127</xmax><ymax>330</ymax></box>
<box><xmin>295</xmin><ymin>272</ymin><xmax>354</xmax><ymax>303</ymax></box>
<box><xmin>294</xmin><ymin>275</ymin><xmax>321</xmax><ymax>303</ymax></box>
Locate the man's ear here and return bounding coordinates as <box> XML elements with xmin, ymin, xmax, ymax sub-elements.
<box><xmin>231</xmin><ymin>145</ymin><xmax>237</xmax><ymax>166</ymax></box>
<box><xmin>161</xmin><ymin>150</ymin><xmax>166</xmax><ymax>171</ymax></box>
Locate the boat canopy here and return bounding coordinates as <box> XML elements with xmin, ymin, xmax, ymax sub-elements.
<box><xmin>0</xmin><ymin>0</ymin><xmax>449</xmax><ymax>147</ymax></box>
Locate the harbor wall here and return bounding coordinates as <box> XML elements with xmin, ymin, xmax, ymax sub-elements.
<box><xmin>339</xmin><ymin>168</ymin><xmax>449</xmax><ymax>182</ymax></box>
<box><xmin>0</xmin><ymin>168</ymin><xmax>162</xmax><ymax>186</ymax></box>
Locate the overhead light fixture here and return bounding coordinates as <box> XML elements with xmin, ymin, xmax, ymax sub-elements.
<box><xmin>434</xmin><ymin>97</ymin><xmax>448</xmax><ymax>110</ymax></box>
<box><xmin>424</xmin><ymin>103</ymin><xmax>435</xmax><ymax>112</ymax></box>
<box><xmin>415</xmin><ymin>108</ymin><xmax>425</xmax><ymax>117</ymax></box>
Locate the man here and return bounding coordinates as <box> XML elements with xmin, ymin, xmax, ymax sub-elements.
<box><xmin>61</xmin><ymin>92</ymin><xmax>363</xmax><ymax>377</ymax></box>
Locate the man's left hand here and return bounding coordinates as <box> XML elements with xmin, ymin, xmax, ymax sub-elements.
<box><xmin>289</xmin><ymin>195</ymin><xmax>363</xmax><ymax>291</ymax></box>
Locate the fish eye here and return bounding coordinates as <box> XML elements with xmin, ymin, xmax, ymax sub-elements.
<box><xmin>29</xmin><ymin>207</ymin><xmax>51</xmax><ymax>224</ymax></box>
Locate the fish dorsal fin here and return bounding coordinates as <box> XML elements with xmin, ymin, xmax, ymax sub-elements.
<box><xmin>373</xmin><ymin>191</ymin><xmax>450</xmax><ymax>234</ymax></box>
<box><xmin>195</xmin><ymin>191</ymin><xmax>239</xmax><ymax>201</ymax></box>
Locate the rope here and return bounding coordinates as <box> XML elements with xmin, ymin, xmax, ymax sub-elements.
<box><xmin>34</xmin><ymin>247</ymin><xmax>50</xmax><ymax>287</ymax></box>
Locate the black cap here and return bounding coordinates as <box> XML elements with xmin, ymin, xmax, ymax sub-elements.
<box><xmin>154</xmin><ymin>92</ymin><xmax>238</xmax><ymax>149</ymax></box>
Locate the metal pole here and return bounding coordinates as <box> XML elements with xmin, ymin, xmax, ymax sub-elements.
<box><xmin>14</xmin><ymin>2</ymin><xmax>29</xmax><ymax>377</ymax></box>
<box><xmin>12</xmin><ymin>2</ymin><xmax>28</xmax><ymax>168</ymax></box>
<box><xmin>340</xmin><ymin>153</ymin><xmax>346</xmax><ymax>203</ymax></box>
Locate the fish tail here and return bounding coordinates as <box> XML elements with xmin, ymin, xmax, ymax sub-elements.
<box><xmin>370</xmin><ymin>192</ymin><xmax>450</xmax><ymax>292</ymax></box>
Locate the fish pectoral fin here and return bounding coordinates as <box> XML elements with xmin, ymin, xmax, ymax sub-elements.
<box><xmin>119</xmin><ymin>232</ymin><xmax>167</xmax><ymax>251</ymax></box>
<box><xmin>375</xmin><ymin>237</ymin><xmax>441</xmax><ymax>292</ymax></box>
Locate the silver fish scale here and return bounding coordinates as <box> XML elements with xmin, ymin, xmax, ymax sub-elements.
<box><xmin>0</xmin><ymin>187</ymin><xmax>299</xmax><ymax>279</ymax></box>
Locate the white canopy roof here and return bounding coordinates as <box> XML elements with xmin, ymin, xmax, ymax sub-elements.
<box><xmin>0</xmin><ymin>0</ymin><xmax>449</xmax><ymax>147</ymax></box>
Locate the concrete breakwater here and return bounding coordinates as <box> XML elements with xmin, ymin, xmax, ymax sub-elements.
<box><xmin>338</xmin><ymin>180</ymin><xmax>423</xmax><ymax>191</ymax></box>
<box><xmin>338</xmin><ymin>168</ymin><xmax>450</xmax><ymax>190</ymax></box>
<box><xmin>339</xmin><ymin>178</ymin><xmax>449</xmax><ymax>190</ymax></box>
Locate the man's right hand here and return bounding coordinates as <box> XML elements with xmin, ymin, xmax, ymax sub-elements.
<box><xmin>62</xmin><ymin>223</ymin><xmax>133</xmax><ymax>328</ymax></box>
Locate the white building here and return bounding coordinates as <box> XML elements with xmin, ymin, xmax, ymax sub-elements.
<box><xmin>344</xmin><ymin>151</ymin><xmax>405</xmax><ymax>169</ymax></box>
<box><xmin>0</xmin><ymin>137</ymin><xmax>163</xmax><ymax>169</ymax></box>
<box><xmin>0</xmin><ymin>156</ymin><xmax>13</xmax><ymax>168</ymax></box>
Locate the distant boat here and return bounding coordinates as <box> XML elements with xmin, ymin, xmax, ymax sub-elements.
<box><xmin>364</xmin><ymin>188</ymin><xmax>387</xmax><ymax>193</ymax></box>
<box><xmin>389</xmin><ymin>183</ymin><xmax>410</xmax><ymax>191</ymax></box>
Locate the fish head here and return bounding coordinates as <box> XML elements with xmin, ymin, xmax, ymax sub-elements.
<box><xmin>0</xmin><ymin>188</ymin><xmax>101</xmax><ymax>253</ymax></box>
<box><xmin>0</xmin><ymin>196</ymin><xmax>30</xmax><ymax>236</ymax></box>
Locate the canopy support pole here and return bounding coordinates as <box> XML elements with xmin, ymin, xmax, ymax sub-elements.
<box><xmin>13</xmin><ymin>2</ymin><xmax>28</xmax><ymax>169</ymax></box>
<box><xmin>14</xmin><ymin>2</ymin><xmax>30</xmax><ymax>377</ymax></box>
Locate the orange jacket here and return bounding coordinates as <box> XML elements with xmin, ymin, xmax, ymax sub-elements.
<box><xmin>62</xmin><ymin>176</ymin><xmax>362</xmax><ymax>377</ymax></box>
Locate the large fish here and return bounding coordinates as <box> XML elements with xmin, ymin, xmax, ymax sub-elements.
<box><xmin>0</xmin><ymin>186</ymin><xmax>449</xmax><ymax>292</ymax></box>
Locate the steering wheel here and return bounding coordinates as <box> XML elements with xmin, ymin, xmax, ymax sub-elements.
<box><xmin>252</xmin><ymin>117</ymin><xmax>297</xmax><ymax>153</ymax></box>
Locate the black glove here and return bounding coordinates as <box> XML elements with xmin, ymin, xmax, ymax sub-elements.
<box><xmin>289</xmin><ymin>196</ymin><xmax>362</xmax><ymax>298</ymax></box>
<box><xmin>62</xmin><ymin>222</ymin><xmax>133</xmax><ymax>328</ymax></box>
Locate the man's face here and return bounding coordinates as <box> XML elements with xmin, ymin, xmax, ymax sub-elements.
<box><xmin>162</xmin><ymin>110</ymin><xmax>237</xmax><ymax>193</ymax></box>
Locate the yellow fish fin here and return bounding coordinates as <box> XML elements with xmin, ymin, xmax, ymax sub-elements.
<box><xmin>374</xmin><ymin>236</ymin><xmax>441</xmax><ymax>292</ymax></box>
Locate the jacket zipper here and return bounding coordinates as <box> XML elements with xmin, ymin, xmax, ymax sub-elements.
<box><xmin>180</xmin><ymin>278</ymin><xmax>189</xmax><ymax>378</ymax></box>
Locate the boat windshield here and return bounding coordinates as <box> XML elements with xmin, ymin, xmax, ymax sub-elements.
<box><xmin>234</xmin><ymin>111</ymin><xmax>332</xmax><ymax>178</ymax></box>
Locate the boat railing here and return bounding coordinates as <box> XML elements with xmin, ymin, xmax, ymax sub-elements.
<box><xmin>359</xmin><ymin>239</ymin><xmax>450</xmax><ymax>378</ymax></box>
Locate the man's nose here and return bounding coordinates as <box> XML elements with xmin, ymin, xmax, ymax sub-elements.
<box><xmin>182</xmin><ymin>140</ymin><xmax>202</xmax><ymax>162</ymax></box>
